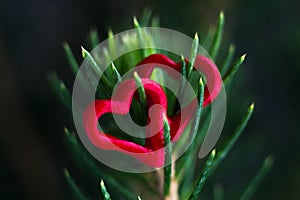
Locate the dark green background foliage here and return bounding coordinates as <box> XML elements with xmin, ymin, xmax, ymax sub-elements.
<box><xmin>0</xmin><ymin>0</ymin><xmax>299</xmax><ymax>199</ymax></box>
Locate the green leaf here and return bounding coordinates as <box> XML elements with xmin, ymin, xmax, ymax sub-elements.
<box><xmin>48</xmin><ymin>73</ymin><xmax>71</xmax><ymax>110</ymax></box>
<box><xmin>100</xmin><ymin>180</ymin><xmax>112</xmax><ymax>200</ymax></box>
<box><xmin>177</xmin><ymin>78</ymin><xmax>204</xmax><ymax>176</ymax></box>
<box><xmin>151</xmin><ymin>16</ymin><xmax>160</xmax><ymax>27</ymax></box>
<box><xmin>188</xmin><ymin>150</ymin><xmax>216</xmax><ymax>200</ymax></box>
<box><xmin>221</xmin><ymin>44</ymin><xmax>235</xmax><ymax>76</ymax></box>
<box><xmin>63</xmin><ymin>128</ymin><xmax>137</xmax><ymax>199</ymax></box>
<box><xmin>81</xmin><ymin>46</ymin><xmax>114</xmax><ymax>90</ymax></box>
<box><xmin>133</xmin><ymin>71</ymin><xmax>147</xmax><ymax>109</ymax></box>
<box><xmin>240</xmin><ymin>156</ymin><xmax>274</xmax><ymax>200</ymax></box>
<box><xmin>180</xmin><ymin>55</ymin><xmax>187</xmax><ymax>79</ymax></box>
<box><xmin>188</xmin><ymin>33</ymin><xmax>199</xmax><ymax>79</ymax></box>
<box><xmin>171</xmin><ymin>55</ymin><xmax>187</xmax><ymax>115</ymax></box>
<box><xmin>64</xmin><ymin>168</ymin><xmax>89</xmax><ymax>200</ymax></box>
<box><xmin>177</xmin><ymin>78</ymin><xmax>205</xmax><ymax>197</ymax></box>
<box><xmin>89</xmin><ymin>28</ymin><xmax>100</xmax><ymax>49</ymax></box>
<box><xmin>63</xmin><ymin>42</ymin><xmax>79</xmax><ymax>75</ymax></box>
<box><xmin>108</xmin><ymin>29</ymin><xmax>116</xmax><ymax>58</ymax></box>
<box><xmin>210</xmin><ymin>103</ymin><xmax>254</xmax><ymax>174</ymax></box>
<box><xmin>163</xmin><ymin>115</ymin><xmax>172</xmax><ymax>196</ymax></box>
<box><xmin>202</xmin><ymin>27</ymin><xmax>214</xmax><ymax>51</ymax></box>
<box><xmin>111</xmin><ymin>62</ymin><xmax>122</xmax><ymax>83</ymax></box>
<box><xmin>190</xmin><ymin>78</ymin><xmax>205</xmax><ymax>137</ymax></box>
<box><xmin>210</xmin><ymin>11</ymin><xmax>225</xmax><ymax>60</ymax></box>
<box><xmin>140</xmin><ymin>8</ymin><xmax>152</xmax><ymax>26</ymax></box>
<box><xmin>133</xmin><ymin>17</ymin><xmax>151</xmax><ymax>57</ymax></box>
<box><xmin>223</xmin><ymin>53</ymin><xmax>247</xmax><ymax>85</ymax></box>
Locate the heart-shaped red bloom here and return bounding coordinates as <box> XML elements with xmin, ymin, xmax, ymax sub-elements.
<box><xmin>83</xmin><ymin>54</ymin><xmax>222</xmax><ymax>167</ymax></box>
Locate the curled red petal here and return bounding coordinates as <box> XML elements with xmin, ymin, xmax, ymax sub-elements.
<box><xmin>82</xmin><ymin>54</ymin><xmax>222</xmax><ymax>167</ymax></box>
<box><xmin>83</xmin><ymin>78</ymin><xmax>168</xmax><ymax>167</ymax></box>
<box><xmin>136</xmin><ymin>54</ymin><xmax>222</xmax><ymax>107</ymax></box>
<box><xmin>194</xmin><ymin>55</ymin><xmax>222</xmax><ymax>106</ymax></box>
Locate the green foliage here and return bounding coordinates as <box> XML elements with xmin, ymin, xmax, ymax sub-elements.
<box><xmin>188</xmin><ymin>150</ymin><xmax>216</xmax><ymax>200</ymax></box>
<box><xmin>49</xmin><ymin>10</ymin><xmax>272</xmax><ymax>200</ymax></box>
<box><xmin>210</xmin><ymin>11</ymin><xmax>225</xmax><ymax>60</ymax></box>
<box><xmin>64</xmin><ymin>168</ymin><xmax>89</xmax><ymax>200</ymax></box>
<box><xmin>48</xmin><ymin>73</ymin><xmax>71</xmax><ymax>110</ymax></box>
<box><xmin>163</xmin><ymin>115</ymin><xmax>172</xmax><ymax>196</ymax></box>
<box><xmin>188</xmin><ymin>33</ymin><xmax>199</xmax><ymax>79</ymax></box>
<box><xmin>133</xmin><ymin>71</ymin><xmax>147</xmax><ymax>109</ymax></box>
<box><xmin>63</xmin><ymin>42</ymin><xmax>79</xmax><ymax>75</ymax></box>
<box><xmin>100</xmin><ymin>180</ymin><xmax>112</xmax><ymax>200</ymax></box>
<box><xmin>240</xmin><ymin>156</ymin><xmax>274</xmax><ymax>200</ymax></box>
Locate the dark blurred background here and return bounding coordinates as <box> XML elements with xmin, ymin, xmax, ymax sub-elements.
<box><xmin>0</xmin><ymin>0</ymin><xmax>299</xmax><ymax>199</ymax></box>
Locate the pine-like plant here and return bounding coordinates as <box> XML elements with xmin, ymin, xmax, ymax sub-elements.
<box><xmin>49</xmin><ymin>10</ymin><xmax>273</xmax><ymax>200</ymax></box>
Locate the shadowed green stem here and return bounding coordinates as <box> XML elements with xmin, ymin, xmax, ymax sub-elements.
<box><xmin>240</xmin><ymin>156</ymin><xmax>274</xmax><ymax>200</ymax></box>
<box><xmin>188</xmin><ymin>150</ymin><xmax>216</xmax><ymax>200</ymax></box>
<box><xmin>64</xmin><ymin>168</ymin><xmax>89</xmax><ymax>200</ymax></box>
<box><xmin>210</xmin><ymin>103</ymin><xmax>254</xmax><ymax>174</ymax></box>
<box><xmin>210</xmin><ymin>11</ymin><xmax>224</xmax><ymax>60</ymax></box>
<box><xmin>188</xmin><ymin>33</ymin><xmax>199</xmax><ymax>79</ymax></box>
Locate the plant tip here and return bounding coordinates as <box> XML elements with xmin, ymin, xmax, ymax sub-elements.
<box><xmin>219</xmin><ymin>10</ymin><xmax>224</xmax><ymax>19</ymax></box>
<box><xmin>100</xmin><ymin>179</ymin><xmax>105</xmax><ymax>187</ymax></box>
<box><xmin>250</xmin><ymin>103</ymin><xmax>255</xmax><ymax>110</ymax></box>
<box><xmin>229</xmin><ymin>44</ymin><xmax>235</xmax><ymax>52</ymax></box>
<box><xmin>241</xmin><ymin>53</ymin><xmax>247</xmax><ymax>60</ymax></box>
<box><xmin>212</xmin><ymin>149</ymin><xmax>216</xmax><ymax>157</ymax></box>
<box><xmin>194</xmin><ymin>32</ymin><xmax>199</xmax><ymax>40</ymax></box>
<box><xmin>265</xmin><ymin>155</ymin><xmax>274</xmax><ymax>167</ymax></box>
<box><xmin>199</xmin><ymin>77</ymin><xmax>204</xmax><ymax>85</ymax></box>
<box><xmin>133</xmin><ymin>16</ymin><xmax>140</xmax><ymax>27</ymax></box>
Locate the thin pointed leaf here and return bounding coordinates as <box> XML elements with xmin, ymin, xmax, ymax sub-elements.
<box><xmin>89</xmin><ymin>28</ymin><xmax>100</xmax><ymax>49</ymax></box>
<box><xmin>240</xmin><ymin>156</ymin><xmax>274</xmax><ymax>200</ymax></box>
<box><xmin>188</xmin><ymin>33</ymin><xmax>199</xmax><ymax>79</ymax></box>
<box><xmin>188</xmin><ymin>150</ymin><xmax>216</xmax><ymax>200</ymax></box>
<box><xmin>221</xmin><ymin>44</ymin><xmax>235</xmax><ymax>75</ymax></box>
<box><xmin>210</xmin><ymin>11</ymin><xmax>225</xmax><ymax>60</ymax></box>
<box><xmin>190</xmin><ymin>78</ymin><xmax>205</xmax><ymax>135</ymax></box>
<box><xmin>111</xmin><ymin>62</ymin><xmax>122</xmax><ymax>83</ymax></box>
<box><xmin>48</xmin><ymin>73</ymin><xmax>71</xmax><ymax>110</ymax></box>
<box><xmin>177</xmin><ymin>78</ymin><xmax>204</xmax><ymax>176</ymax></box>
<box><xmin>108</xmin><ymin>29</ymin><xmax>116</xmax><ymax>58</ymax></box>
<box><xmin>138</xmin><ymin>196</ymin><xmax>142</xmax><ymax>200</ymax></box>
<box><xmin>63</xmin><ymin>128</ymin><xmax>137</xmax><ymax>199</ymax></box>
<box><xmin>163</xmin><ymin>115</ymin><xmax>172</xmax><ymax>196</ymax></box>
<box><xmin>64</xmin><ymin>168</ymin><xmax>89</xmax><ymax>200</ymax></box>
<box><xmin>151</xmin><ymin>16</ymin><xmax>160</xmax><ymax>27</ymax></box>
<box><xmin>202</xmin><ymin>27</ymin><xmax>214</xmax><ymax>50</ymax></box>
<box><xmin>81</xmin><ymin>46</ymin><xmax>114</xmax><ymax>90</ymax></box>
<box><xmin>133</xmin><ymin>17</ymin><xmax>150</xmax><ymax>57</ymax></box>
<box><xmin>133</xmin><ymin>16</ymin><xmax>141</xmax><ymax>28</ymax></box>
<box><xmin>210</xmin><ymin>103</ymin><xmax>255</xmax><ymax>173</ymax></box>
<box><xmin>133</xmin><ymin>71</ymin><xmax>147</xmax><ymax>109</ymax></box>
<box><xmin>181</xmin><ymin>55</ymin><xmax>187</xmax><ymax>78</ymax></box>
<box><xmin>171</xmin><ymin>55</ymin><xmax>187</xmax><ymax>114</ymax></box>
<box><xmin>177</xmin><ymin>78</ymin><xmax>205</xmax><ymax>196</ymax></box>
<box><xmin>100</xmin><ymin>180</ymin><xmax>112</xmax><ymax>200</ymax></box>
<box><xmin>223</xmin><ymin>53</ymin><xmax>247</xmax><ymax>85</ymax></box>
<box><xmin>140</xmin><ymin>8</ymin><xmax>152</xmax><ymax>26</ymax></box>
<box><xmin>63</xmin><ymin>42</ymin><xmax>79</xmax><ymax>75</ymax></box>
